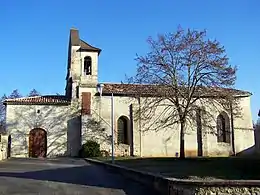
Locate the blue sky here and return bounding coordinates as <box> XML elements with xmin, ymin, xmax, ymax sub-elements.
<box><xmin>1</xmin><ymin>0</ymin><xmax>259</xmax><ymax>121</ymax></box>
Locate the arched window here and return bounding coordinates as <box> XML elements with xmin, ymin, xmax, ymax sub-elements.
<box><xmin>217</xmin><ymin>112</ymin><xmax>230</xmax><ymax>143</ymax></box>
<box><xmin>117</xmin><ymin>116</ymin><xmax>129</xmax><ymax>145</ymax></box>
<box><xmin>84</xmin><ymin>56</ymin><xmax>92</xmax><ymax>75</ymax></box>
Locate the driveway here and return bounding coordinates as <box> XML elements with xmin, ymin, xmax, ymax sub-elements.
<box><xmin>0</xmin><ymin>158</ymin><xmax>160</xmax><ymax>195</ymax></box>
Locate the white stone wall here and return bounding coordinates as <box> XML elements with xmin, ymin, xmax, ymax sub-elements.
<box><xmin>6</xmin><ymin>94</ymin><xmax>252</xmax><ymax>158</ymax></box>
<box><xmin>66</xmin><ymin>34</ymin><xmax>255</xmax><ymax>158</ymax></box>
<box><xmin>233</xmin><ymin>96</ymin><xmax>254</xmax><ymax>154</ymax></box>
<box><xmin>78</xmin><ymin>89</ymin><xmax>255</xmax><ymax>157</ymax></box>
<box><xmin>6</xmin><ymin>104</ymin><xmax>69</xmax><ymax>157</ymax></box>
<box><xmin>79</xmin><ymin>90</ymin><xmax>140</xmax><ymax>156</ymax></box>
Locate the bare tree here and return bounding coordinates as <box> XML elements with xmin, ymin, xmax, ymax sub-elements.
<box><xmin>128</xmin><ymin>27</ymin><xmax>240</xmax><ymax>158</ymax></box>
<box><xmin>1</xmin><ymin>90</ymin><xmax>23</xmax><ymax>132</ymax></box>
<box><xmin>0</xmin><ymin>94</ymin><xmax>7</xmax><ymax>132</ymax></box>
<box><xmin>28</xmin><ymin>89</ymin><xmax>41</xmax><ymax>97</ymax></box>
<box><xmin>8</xmin><ymin>89</ymin><xmax>22</xmax><ymax>99</ymax></box>
<box><xmin>0</xmin><ymin>90</ymin><xmax>23</xmax><ymax>133</ymax></box>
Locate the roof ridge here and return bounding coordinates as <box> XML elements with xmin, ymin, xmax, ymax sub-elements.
<box><xmin>5</xmin><ymin>96</ymin><xmax>42</xmax><ymax>101</ymax></box>
<box><xmin>103</xmin><ymin>82</ymin><xmax>157</xmax><ymax>86</ymax></box>
<box><xmin>105</xmin><ymin>82</ymin><xmax>250</xmax><ymax>89</ymax></box>
<box><xmin>4</xmin><ymin>95</ymin><xmax>70</xmax><ymax>105</ymax></box>
<box><xmin>5</xmin><ymin>95</ymin><xmax>68</xmax><ymax>101</ymax></box>
<box><xmin>101</xmin><ymin>83</ymin><xmax>252</xmax><ymax>97</ymax></box>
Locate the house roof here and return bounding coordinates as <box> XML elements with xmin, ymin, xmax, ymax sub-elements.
<box><xmin>98</xmin><ymin>83</ymin><xmax>252</xmax><ymax>98</ymax></box>
<box><xmin>4</xmin><ymin>95</ymin><xmax>70</xmax><ymax>105</ymax></box>
<box><xmin>70</xmin><ymin>28</ymin><xmax>101</xmax><ymax>54</ymax></box>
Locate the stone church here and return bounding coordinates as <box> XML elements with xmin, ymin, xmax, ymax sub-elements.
<box><xmin>3</xmin><ymin>28</ymin><xmax>255</xmax><ymax>158</ymax></box>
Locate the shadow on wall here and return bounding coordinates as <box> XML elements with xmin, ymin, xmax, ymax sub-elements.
<box><xmin>235</xmin><ymin>125</ymin><xmax>259</xmax><ymax>156</ymax></box>
<box><xmin>254</xmin><ymin>124</ymin><xmax>260</xmax><ymax>153</ymax></box>
<box><xmin>6</xmin><ymin>104</ymin><xmax>70</xmax><ymax>157</ymax></box>
<box><xmin>67</xmin><ymin>115</ymin><xmax>81</xmax><ymax>157</ymax></box>
<box><xmin>81</xmin><ymin>115</ymin><xmax>112</xmax><ymax>152</ymax></box>
<box><xmin>66</xmin><ymin>105</ymin><xmax>114</xmax><ymax>157</ymax></box>
<box><xmin>235</xmin><ymin>145</ymin><xmax>255</xmax><ymax>156</ymax></box>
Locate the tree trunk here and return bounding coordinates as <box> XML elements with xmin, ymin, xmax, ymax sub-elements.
<box><xmin>180</xmin><ymin>121</ymin><xmax>185</xmax><ymax>158</ymax></box>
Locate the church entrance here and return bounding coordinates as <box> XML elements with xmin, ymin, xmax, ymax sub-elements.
<box><xmin>29</xmin><ymin>128</ymin><xmax>47</xmax><ymax>158</ymax></box>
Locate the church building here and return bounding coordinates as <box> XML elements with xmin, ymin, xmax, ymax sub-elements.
<box><xmin>4</xmin><ymin>28</ymin><xmax>255</xmax><ymax>158</ymax></box>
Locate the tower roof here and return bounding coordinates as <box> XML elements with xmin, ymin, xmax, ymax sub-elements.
<box><xmin>70</xmin><ymin>28</ymin><xmax>101</xmax><ymax>54</ymax></box>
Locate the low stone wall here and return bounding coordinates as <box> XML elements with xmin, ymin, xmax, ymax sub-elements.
<box><xmin>168</xmin><ymin>180</ymin><xmax>260</xmax><ymax>195</ymax></box>
<box><xmin>85</xmin><ymin>158</ymin><xmax>260</xmax><ymax>195</ymax></box>
<box><xmin>195</xmin><ymin>187</ymin><xmax>260</xmax><ymax>195</ymax></box>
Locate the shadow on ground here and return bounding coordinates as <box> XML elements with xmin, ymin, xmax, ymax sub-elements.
<box><xmin>99</xmin><ymin>156</ymin><xmax>260</xmax><ymax>180</ymax></box>
<box><xmin>0</xmin><ymin>158</ymin><xmax>158</xmax><ymax>195</ymax></box>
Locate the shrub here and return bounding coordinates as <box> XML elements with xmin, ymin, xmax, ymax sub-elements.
<box><xmin>100</xmin><ymin>150</ymin><xmax>110</xmax><ymax>157</ymax></box>
<box><xmin>79</xmin><ymin>140</ymin><xmax>101</xmax><ymax>158</ymax></box>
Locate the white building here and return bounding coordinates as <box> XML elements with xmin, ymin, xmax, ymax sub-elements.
<box><xmin>4</xmin><ymin>28</ymin><xmax>255</xmax><ymax>158</ymax></box>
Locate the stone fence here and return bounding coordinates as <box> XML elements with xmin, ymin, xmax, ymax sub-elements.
<box><xmin>85</xmin><ymin>158</ymin><xmax>260</xmax><ymax>195</ymax></box>
<box><xmin>168</xmin><ymin>180</ymin><xmax>260</xmax><ymax>195</ymax></box>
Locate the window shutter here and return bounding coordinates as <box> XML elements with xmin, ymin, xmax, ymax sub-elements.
<box><xmin>82</xmin><ymin>92</ymin><xmax>91</xmax><ymax>115</ymax></box>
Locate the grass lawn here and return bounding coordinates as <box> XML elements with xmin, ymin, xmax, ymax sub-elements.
<box><xmin>92</xmin><ymin>156</ymin><xmax>260</xmax><ymax>180</ymax></box>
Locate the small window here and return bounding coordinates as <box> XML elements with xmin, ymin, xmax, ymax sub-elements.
<box><xmin>84</xmin><ymin>56</ymin><xmax>92</xmax><ymax>75</ymax></box>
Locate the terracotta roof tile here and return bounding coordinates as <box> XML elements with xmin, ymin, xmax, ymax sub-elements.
<box><xmin>102</xmin><ymin>83</ymin><xmax>157</xmax><ymax>95</ymax></box>
<box><xmin>100</xmin><ymin>83</ymin><xmax>252</xmax><ymax>97</ymax></box>
<box><xmin>4</xmin><ymin>95</ymin><xmax>70</xmax><ymax>105</ymax></box>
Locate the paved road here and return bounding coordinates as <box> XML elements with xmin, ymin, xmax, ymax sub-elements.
<box><xmin>0</xmin><ymin>158</ymin><xmax>160</xmax><ymax>195</ymax></box>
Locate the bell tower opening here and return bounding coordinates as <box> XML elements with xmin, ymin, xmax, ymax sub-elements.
<box><xmin>84</xmin><ymin>56</ymin><xmax>92</xmax><ymax>75</ymax></box>
<box><xmin>65</xmin><ymin>28</ymin><xmax>102</xmax><ymax>100</ymax></box>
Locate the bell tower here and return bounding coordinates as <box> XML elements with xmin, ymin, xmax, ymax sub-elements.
<box><xmin>65</xmin><ymin>28</ymin><xmax>101</xmax><ymax>100</ymax></box>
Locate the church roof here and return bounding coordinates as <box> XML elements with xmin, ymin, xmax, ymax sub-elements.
<box><xmin>4</xmin><ymin>95</ymin><xmax>70</xmax><ymax>105</ymax></box>
<box><xmin>99</xmin><ymin>83</ymin><xmax>252</xmax><ymax>98</ymax></box>
<box><xmin>70</xmin><ymin>28</ymin><xmax>101</xmax><ymax>54</ymax></box>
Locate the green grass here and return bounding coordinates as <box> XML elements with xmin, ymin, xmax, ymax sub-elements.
<box><xmin>93</xmin><ymin>156</ymin><xmax>260</xmax><ymax>180</ymax></box>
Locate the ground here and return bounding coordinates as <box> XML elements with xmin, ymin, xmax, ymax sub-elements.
<box><xmin>0</xmin><ymin>158</ymin><xmax>159</xmax><ymax>195</ymax></box>
<box><xmin>95</xmin><ymin>156</ymin><xmax>260</xmax><ymax>180</ymax></box>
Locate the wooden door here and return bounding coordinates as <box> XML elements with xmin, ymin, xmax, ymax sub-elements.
<box><xmin>29</xmin><ymin>128</ymin><xmax>47</xmax><ymax>158</ymax></box>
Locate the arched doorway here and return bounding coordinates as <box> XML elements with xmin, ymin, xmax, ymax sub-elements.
<box><xmin>29</xmin><ymin>128</ymin><xmax>47</xmax><ymax>158</ymax></box>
